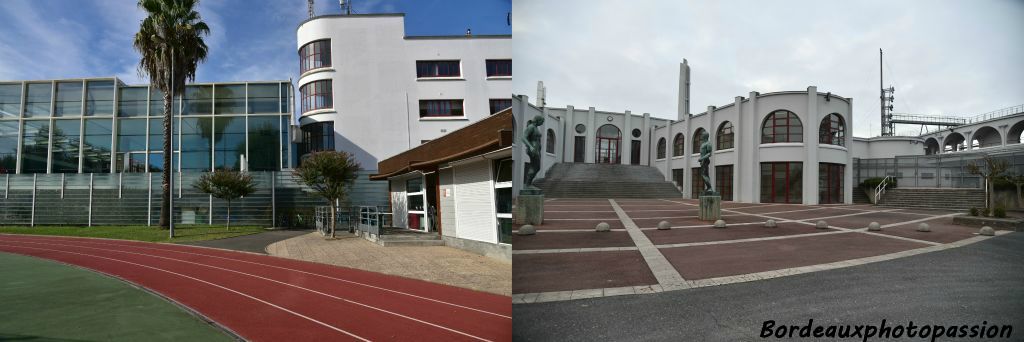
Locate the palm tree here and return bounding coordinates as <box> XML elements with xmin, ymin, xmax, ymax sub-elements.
<box><xmin>133</xmin><ymin>0</ymin><xmax>209</xmax><ymax>231</ymax></box>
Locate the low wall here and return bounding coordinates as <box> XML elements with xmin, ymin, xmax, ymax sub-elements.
<box><xmin>442</xmin><ymin>236</ymin><xmax>511</xmax><ymax>263</ymax></box>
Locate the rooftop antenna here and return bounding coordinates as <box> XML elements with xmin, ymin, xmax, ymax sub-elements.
<box><xmin>880</xmin><ymin>48</ymin><xmax>895</xmax><ymax>136</ymax></box>
<box><xmin>340</xmin><ymin>0</ymin><xmax>352</xmax><ymax>15</ymax></box>
<box><xmin>307</xmin><ymin>0</ymin><xmax>315</xmax><ymax>18</ymax></box>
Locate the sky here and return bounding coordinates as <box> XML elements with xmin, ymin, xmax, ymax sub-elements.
<box><xmin>0</xmin><ymin>0</ymin><xmax>511</xmax><ymax>86</ymax></box>
<box><xmin>512</xmin><ymin>0</ymin><xmax>1024</xmax><ymax>138</ymax></box>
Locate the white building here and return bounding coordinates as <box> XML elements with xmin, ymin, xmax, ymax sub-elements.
<box><xmin>296</xmin><ymin>13</ymin><xmax>511</xmax><ymax>208</ymax></box>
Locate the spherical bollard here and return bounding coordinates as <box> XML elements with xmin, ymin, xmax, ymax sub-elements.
<box><xmin>867</xmin><ymin>222</ymin><xmax>882</xmax><ymax>231</ymax></box>
<box><xmin>916</xmin><ymin>223</ymin><xmax>931</xmax><ymax>232</ymax></box>
<box><xmin>979</xmin><ymin>226</ymin><xmax>995</xmax><ymax>236</ymax></box>
<box><xmin>816</xmin><ymin>220</ymin><xmax>828</xmax><ymax>229</ymax></box>
<box><xmin>518</xmin><ymin>225</ymin><xmax>536</xmax><ymax>236</ymax></box>
<box><xmin>763</xmin><ymin>219</ymin><xmax>777</xmax><ymax>228</ymax></box>
<box><xmin>713</xmin><ymin>220</ymin><xmax>727</xmax><ymax>229</ymax></box>
<box><xmin>657</xmin><ymin>221</ymin><xmax>671</xmax><ymax>230</ymax></box>
<box><xmin>596</xmin><ymin>222</ymin><xmax>611</xmax><ymax>232</ymax></box>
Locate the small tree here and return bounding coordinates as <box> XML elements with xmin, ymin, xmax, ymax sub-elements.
<box><xmin>966</xmin><ymin>155</ymin><xmax>1009</xmax><ymax>215</ymax></box>
<box><xmin>293</xmin><ymin>151</ymin><xmax>361</xmax><ymax>239</ymax></box>
<box><xmin>1005</xmin><ymin>173</ymin><xmax>1024</xmax><ymax>208</ymax></box>
<box><xmin>194</xmin><ymin>169</ymin><xmax>256</xmax><ymax>229</ymax></box>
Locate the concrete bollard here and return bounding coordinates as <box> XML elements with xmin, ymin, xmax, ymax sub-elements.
<box><xmin>518</xmin><ymin>225</ymin><xmax>536</xmax><ymax>235</ymax></box>
<box><xmin>867</xmin><ymin>222</ymin><xmax>882</xmax><ymax>231</ymax></box>
<box><xmin>816</xmin><ymin>220</ymin><xmax>828</xmax><ymax>229</ymax></box>
<box><xmin>657</xmin><ymin>221</ymin><xmax>671</xmax><ymax>230</ymax></box>
<box><xmin>979</xmin><ymin>226</ymin><xmax>995</xmax><ymax>236</ymax></box>
<box><xmin>916</xmin><ymin>223</ymin><xmax>931</xmax><ymax>232</ymax></box>
<box><xmin>713</xmin><ymin>220</ymin><xmax>727</xmax><ymax>229</ymax></box>
<box><xmin>763</xmin><ymin>219</ymin><xmax>777</xmax><ymax>228</ymax></box>
<box><xmin>596</xmin><ymin>222</ymin><xmax>611</xmax><ymax>232</ymax></box>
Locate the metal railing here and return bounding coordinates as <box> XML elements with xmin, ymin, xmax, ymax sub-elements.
<box><xmin>874</xmin><ymin>175</ymin><xmax>892</xmax><ymax>204</ymax></box>
<box><xmin>920</xmin><ymin>104</ymin><xmax>1024</xmax><ymax>135</ymax></box>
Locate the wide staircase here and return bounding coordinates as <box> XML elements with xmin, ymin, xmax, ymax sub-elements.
<box><xmin>852</xmin><ymin>187</ymin><xmax>871</xmax><ymax>204</ymax></box>
<box><xmin>533</xmin><ymin>163</ymin><xmax>683</xmax><ymax>198</ymax></box>
<box><xmin>877</xmin><ymin>188</ymin><xmax>985</xmax><ymax>210</ymax></box>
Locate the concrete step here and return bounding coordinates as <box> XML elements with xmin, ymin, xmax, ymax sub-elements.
<box><xmin>378</xmin><ymin>239</ymin><xmax>445</xmax><ymax>247</ymax></box>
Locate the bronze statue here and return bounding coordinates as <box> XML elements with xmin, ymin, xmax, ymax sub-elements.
<box><xmin>522</xmin><ymin>114</ymin><xmax>545</xmax><ymax>189</ymax></box>
<box><xmin>698</xmin><ymin>129</ymin><xmax>714</xmax><ymax>195</ymax></box>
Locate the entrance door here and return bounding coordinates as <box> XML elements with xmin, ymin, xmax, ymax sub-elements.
<box><xmin>630</xmin><ymin>140</ymin><xmax>641</xmax><ymax>165</ymax></box>
<box><xmin>573</xmin><ymin>136</ymin><xmax>585</xmax><ymax>162</ymax></box>
<box><xmin>595</xmin><ymin>124</ymin><xmax>621</xmax><ymax>164</ymax></box>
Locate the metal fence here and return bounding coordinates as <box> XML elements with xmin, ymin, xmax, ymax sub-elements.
<box><xmin>855</xmin><ymin>149</ymin><xmax>1024</xmax><ymax>188</ymax></box>
<box><xmin>0</xmin><ymin>171</ymin><xmax>387</xmax><ymax>227</ymax></box>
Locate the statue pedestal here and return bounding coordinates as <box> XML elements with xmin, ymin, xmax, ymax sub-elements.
<box><xmin>699</xmin><ymin>195</ymin><xmax>721</xmax><ymax>221</ymax></box>
<box><xmin>515</xmin><ymin>189</ymin><xmax>544</xmax><ymax>225</ymax></box>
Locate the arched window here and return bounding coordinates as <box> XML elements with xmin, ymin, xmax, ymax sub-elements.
<box><xmin>692</xmin><ymin>128</ymin><xmax>706</xmax><ymax>154</ymax></box>
<box><xmin>761</xmin><ymin>110</ymin><xmax>803</xmax><ymax>143</ymax></box>
<box><xmin>818</xmin><ymin>113</ymin><xmax>845</xmax><ymax>146</ymax></box>
<box><xmin>595</xmin><ymin>124</ymin><xmax>621</xmax><ymax>164</ymax></box>
<box><xmin>545</xmin><ymin>129</ymin><xmax>556</xmax><ymax>154</ymax></box>
<box><xmin>672</xmin><ymin>133</ymin><xmax>684</xmax><ymax>157</ymax></box>
<box><xmin>657</xmin><ymin>138</ymin><xmax>666</xmax><ymax>159</ymax></box>
<box><xmin>717</xmin><ymin>121</ymin><xmax>734</xmax><ymax>150</ymax></box>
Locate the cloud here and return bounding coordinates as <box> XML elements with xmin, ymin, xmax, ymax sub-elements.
<box><xmin>512</xmin><ymin>0</ymin><xmax>1024</xmax><ymax>138</ymax></box>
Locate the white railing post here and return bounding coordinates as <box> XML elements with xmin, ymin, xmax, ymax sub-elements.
<box><xmin>30</xmin><ymin>174</ymin><xmax>36</xmax><ymax>227</ymax></box>
<box><xmin>61</xmin><ymin>173</ymin><xmax>65</xmax><ymax>199</ymax></box>
<box><xmin>209</xmin><ymin>194</ymin><xmax>214</xmax><ymax>225</ymax></box>
<box><xmin>147</xmin><ymin>172</ymin><xmax>152</xmax><ymax>226</ymax></box>
<box><xmin>88</xmin><ymin>173</ymin><xmax>94</xmax><ymax>227</ymax></box>
<box><xmin>271</xmin><ymin>172</ymin><xmax>276</xmax><ymax>227</ymax></box>
<box><xmin>118</xmin><ymin>172</ymin><xmax>122</xmax><ymax>198</ymax></box>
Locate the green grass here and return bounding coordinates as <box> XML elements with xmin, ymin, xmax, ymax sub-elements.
<box><xmin>0</xmin><ymin>224</ymin><xmax>266</xmax><ymax>243</ymax></box>
<box><xmin>0</xmin><ymin>252</ymin><xmax>233</xmax><ymax>341</ymax></box>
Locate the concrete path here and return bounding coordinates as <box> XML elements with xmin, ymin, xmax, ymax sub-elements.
<box><xmin>513</xmin><ymin>232</ymin><xmax>1024</xmax><ymax>341</ymax></box>
<box><xmin>183</xmin><ymin>229</ymin><xmax>311</xmax><ymax>254</ymax></box>
<box><xmin>267</xmin><ymin>232</ymin><xmax>512</xmax><ymax>296</ymax></box>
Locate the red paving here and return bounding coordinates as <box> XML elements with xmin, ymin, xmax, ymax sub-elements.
<box><xmin>753</xmin><ymin>207</ymin><xmax>867</xmax><ymax>220</ymax></box>
<box><xmin>0</xmin><ymin>234</ymin><xmax>510</xmax><ymax>342</ymax></box>
<box><xmin>632</xmin><ymin>214</ymin><xmax>764</xmax><ymax>228</ymax></box>
<box><xmin>512</xmin><ymin>231</ymin><xmax>636</xmax><ymax>250</ymax></box>
<box><xmin>644</xmin><ymin>222</ymin><xmax>831</xmax><ymax>245</ymax></box>
<box><xmin>660</xmin><ymin>232</ymin><xmax>928</xmax><ymax>280</ymax></box>
<box><xmin>873</xmin><ymin>217</ymin><xmax>979</xmax><ymax>244</ymax></box>
<box><xmin>512</xmin><ymin>251</ymin><xmax>657</xmax><ymax>293</ymax></box>
<box><xmin>800</xmin><ymin>211</ymin><xmax>927</xmax><ymax>228</ymax></box>
<box><xmin>625</xmin><ymin>209</ymin><xmax>698</xmax><ymax>218</ymax></box>
<box><xmin>545</xmin><ymin>211</ymin><xmax>619</xmax><ymax>220</ymax></box>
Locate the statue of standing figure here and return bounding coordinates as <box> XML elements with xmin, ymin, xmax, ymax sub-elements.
<box><xmin>522</xmin><ymin>114</ymin><xmax>545</xmax><ymax>190</ymax></box>
<box><xmin>698</xmin><ymin>129</ymin><xmax>715</xmax><ymax>195</ymax></box>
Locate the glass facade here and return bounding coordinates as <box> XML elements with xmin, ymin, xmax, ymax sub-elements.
<box><xmin>760</xmin><ymin>162</ymin><xmax>803</xmax><ymax>203</ymax></box>
<box><xmin>0</xmin><ymin>79</ymin><xmax>293</xmax><ymax>174</ymax></box>
<box><xmin>299</xmin><ymin>121</ymin><xmax>335</xmax><ymax>160</ymax></box>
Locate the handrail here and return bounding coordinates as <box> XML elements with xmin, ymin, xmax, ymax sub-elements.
<box><xmin>920</xmin><ymin>104</ymin><xmax>1024</xmax><ymax>135</ymax></box>
<box><xmin>874</xmin><ymin>175</ymin><xmax>893</xmax><ymax>204</ymax></box>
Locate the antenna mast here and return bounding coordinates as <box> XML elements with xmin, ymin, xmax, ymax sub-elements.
<box><xmin>340</xmin><ymin>0</ymin><xmax>352</xmax><ymax>15</ymax></box>
<box><xmin>308</xmin><ymin>0</ymin><xmax>315</xmax><ymax>18</ymax></box>
<box><xmin>880</xmin><ymin>48</ymin><xmax>895</xmax><ymax>136</ymax></box>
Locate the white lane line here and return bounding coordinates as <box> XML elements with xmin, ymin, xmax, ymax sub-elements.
<box><xmin>0</xmin><ymin>243</ymin><xmax>370</xmax><ymax>342</ymax></box>
<box><xmin>544</xmin><ymin>210</ymin><xmax>616</xmax><ymax>213</ymax></box>
<box><xmin>756</xmin><ymin>207</ymin><xmax>827</xmax><ymax>215</ymax></box>
<box><xmin>513</xmin><ymin>247</ymin><xmax>640</xmax><ymax>254</ymax></box>
<box><xmin>4</xmin><ymin>239</ymin><xmax>492</xmax><ymax>342</ymax></box>
<box><xmin>0</xmin><ymin>235</ymin><xmax>509</xmax><ymax>320</ymax></box>
<box><xmin>545</xmin><ymin>218</ymin><xmax>627</xmax><ymax>221</ymax></box>
<box><xmin>609</xmin><ymin>199</ymin><xmax>688</xmax><ymax>287</ymax></box>
<box><xmin>654</xmin><ymin>230</ymin><xmax>853</xmax><ymax>249</ymax></box>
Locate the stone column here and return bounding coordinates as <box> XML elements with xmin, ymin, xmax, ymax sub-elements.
<box><xmin>664</xmin><ymin>123</ymin><xmax>674</xmax><ymax>182</ymax></box>
<box><xmin>642</xmin><ymin>113</ymin><xmax>651</xmax><ymax>165</ymax></box>
<box><xmin>564</xmin><ymin>106</ymin><xmax>574</xmax><ymax>162</ymax></box>
<box><xmin>622</xmin><ymin>110</ymin><xmax>632</xmax><ymax>165</ymax></box>
<box><xmin>586</xmin><ymin>107</ymin><xmax>596</xmax><ymax>163</ymax></box>
<box><xmin>746</xmin><ymin>92</ymin><xmax>760</xmax><ymax>203</ymax></box>
<box><xmin>733</xmin><ymin>96</ymin><xmax>743</xmax><ymax>201</ymax></box>
<box><xmin>804</xmin><ymin>86</ymin><xmax>819</xmax><ymax>205</ymax></box>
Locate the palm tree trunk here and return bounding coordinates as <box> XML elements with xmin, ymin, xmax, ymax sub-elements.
<box><xmin>329</xmin><ymin>202</ymin><xmax>337</xmax><ymax>239</ymax></box>
<box><xmin>159</xmin><ymin>91</ymin><xmax>172</xmax><ymax>228</ymax></box>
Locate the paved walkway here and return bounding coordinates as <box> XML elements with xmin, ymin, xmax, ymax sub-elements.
<box><xmin>183</xmin><ymin>229</ymin><xmax>311</xmax><ymax>254</ymax></box>
<box><xmin>514</xmin><ymin>231</ymin><xmax>1024</xmax><ymax>341</ymax></box>
<box><xmin>267</xmin><ymin>232</ymin><xmax>512</xmax><ymax>296</ymax></box>
<box><xmin>514</xmin><ymin>198</ymin><xmax>1009</xmax><ymax>302</ymax></box>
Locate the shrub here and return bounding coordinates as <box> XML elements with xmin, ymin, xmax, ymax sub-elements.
<box><xmin>969</xmin><ymin>207</ymin><xmax>979</xmax><ymax>216</ymax></box>
<box><xmin>993</xmin><ymin>206</ymin><xmax>1006</xmax><ymax>218</ymax></box>
<box><xmin>860</xmin><ymin>177</ymin><xmax>897</xmax><ymax>190</ymax></box>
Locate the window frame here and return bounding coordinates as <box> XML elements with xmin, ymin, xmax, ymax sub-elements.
<box><xmin>656</xmin><ymin>137</ymin><xmax>666</xmax><ymax>159</ymax></box>
<box><xmin>818</xmin><ymin>113</ymin><xmax>846</xmax><ymax>147</ymax></box>
<box><xmin>299</xmin><ymin>39</ymin><xmax>332</xmax><ymax>74</ymax></box>
<box><xmin>545</xmin><ymin>129</ymin><xmax>556</xmax><ymax>154</ymax></box>
<box><xmin>672</xmin><ymin>133</ymin><xmax>685</xmax><ymax>157</ymax></box>
<box><xmin>692</xmin><ymin>128</ymin><xmax>706</xmax><ymax>154</ymax></box>
<box><xmin>489</xmin><ymin>98</ymin><xmax>511</xmax><ymax>114</ymax></box>
<box><xmin>485</xmin><ymin>59</ymin><xmax>512</xmax><ymax>77</ymax></box>
<box><xmin>418</xmin><ymin>99</ymin><xmax>465</xmax><ymax>118</ymax></box>
<box><xmin>299</xmin><ymin>80</ymin><xmax>333</xmax><ymax>114</ymax></box>
<box><xmin>717</xmin><ymin>121</ymin><xmax>734</xmax><ymax>150</ymax></box>
<box><xmin>416</xmin><ymin>60</ymin><xmax>462</xmax><ymax>78</ymax></box>
<box><xmin>761</xmin><ymin>110</ymin><xmax>803</xmax><ymax>144</ymax></box>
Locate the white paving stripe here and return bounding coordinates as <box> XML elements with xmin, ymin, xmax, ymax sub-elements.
<box><xmin>513</xmin><ymin>246</ymin><xmax>640</xmax><ymax>254</ymax></box>
<box><xmin>654</xmin><ymin>230</ymin><xmax>855</xmax><ymax>249</ymax></box>
<box><xmin>609</xmin><ymin>199</ymin><xmax>688</xmax><ymax>288</ymax></box>
<box><xmin>513</xmin><ymin>229</ymin><xmax>628</xmax><ymax>233</ymax></box>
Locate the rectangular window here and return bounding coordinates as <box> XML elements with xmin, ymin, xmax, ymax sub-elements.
<box><xmin>419</xmin><ymin>100</ymin><xmax>464</xmax><ymax>118</ymax></box>
<box><xmin>20</xmin><ymin>120</ymin><xmax>50</xmax><ymax>173</ymax></box>
<box><xmin>299</xmin><ymin>121</ymin><xmax>334</xmax><ymax>160</ymax></box>
<box><xmin>247</xmin><ymin>83</ymin><xmax>280</xmax><ymax>114</ymax></box>
<box><xmin>118</xmin><ymin>87</ymin><xmax>148</xmax><ymax>117</ymax></box>
<box><xmin>214</xmin><ymin>84</ymin><xmax>245</xmax><ymax>114</ymax></box>
<box><xmin>299</xmin><ymin>80</ymin><xmax>332</xmax><ymax>113</ymax></box>
<box><xmin>715</xmin><ymin>165</ymin><xmax>734</xmax><ymax>201</ymax></box>
<box><xmin>0</xmin><ymin>121</ymin><xmax>18</xmax><ymax>173</ymax></box>
<box><xmin>54</xmin><ymin>81</ymin><xmax>83</xmax><ymax>117</ymax></box>
<box><xmin>85</xmin><ymin>80</ymin><xmax>114</xmax><ymax>116</ymax></box>
<box><xmin>24</xmin><ymin>83</ymin><xmax>52</xmax><ymax>118</ymax></box>
<box><xmin>818</xmin><ymin>163</ymin><xmax>845</xmax><ymax>204</ymax></box>
<box><xmin>51</xmin><ymin>120</ymin><xmax>81</xmax><ymax>173</ymax></box>
<box><xmin>691</xmin><ymin>167</ymin><xmax>704</xmax><ymax>199</ymax></box>
<box><xmin>495</xmin><ymin>158</ymin><xmax>512</xmax><ymax>244</ymax></box>
<box><xmin>82</xmin><ymin>119</ymin><xmax>113</xmax><ymax>173</ymax></box>
<box><xmin>0</xmin><ymin>84</ymin><xmax>21</xmax><ymax>119</ymax></box>
<box><xmin>280</xmin><ymin>82</ymin><xmax>290</xmax><ymax>114</ymax></box>
<box><xmin>416</xmin><ymin>60</ymin><xmax>460</xmax><ymax>78</ymax></box>
<box><xmin>760</xmin><ymin>162</ymin><xmax>803</xmax><ymax>203</ymax></box>
<box><xmin>486</xmin><ymin>59</ymin><xmax>512</xmax><ymax>77</ymax></box>
<box><xmin>248</xmin><ymin>116</ymin><xmax>281</xmax><ymax>171</ymax></box>
<box><xmin>179</xmin><ymin>117</ymin><xmax>212</xmax><ymax>171</ymax></box>
<box><xmin>117</xmin><ymin>118</ymin><xmax>148</xmax><ymax>152</ymax></box>
<box><xmin>299</xmin><ymin>39</ymin><xmax>331</xmax><ymax>73</ymax></box>
<box><xmin>214</xmin><ymin>116</ymin><xmax>246</xmax><ymax>170</ymax></box>
<box><xmin>183</xmin><ymin>85</ymin><xmax>212</xmax><ymax>115</ymax></box>
<box><xmin>148</xmin><ymin>87</ymin><xmax>180</xmax><ymax>116</ymax></box>
<box><xmin>489</xmin><ymin>99</ymin><xmax>511</xmax><ymax>114</ymax></box>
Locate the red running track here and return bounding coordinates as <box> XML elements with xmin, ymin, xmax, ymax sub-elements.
<box><xmin>0</xmin><ymin>234</ymin><xmax>511</xmax><ymax>341</ymax></box>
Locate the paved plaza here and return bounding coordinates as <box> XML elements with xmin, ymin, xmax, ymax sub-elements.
<box><xmin>513</xmin><ymin>198</ymin><xmax>1011</xmax><ymax>302</ymax></box>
